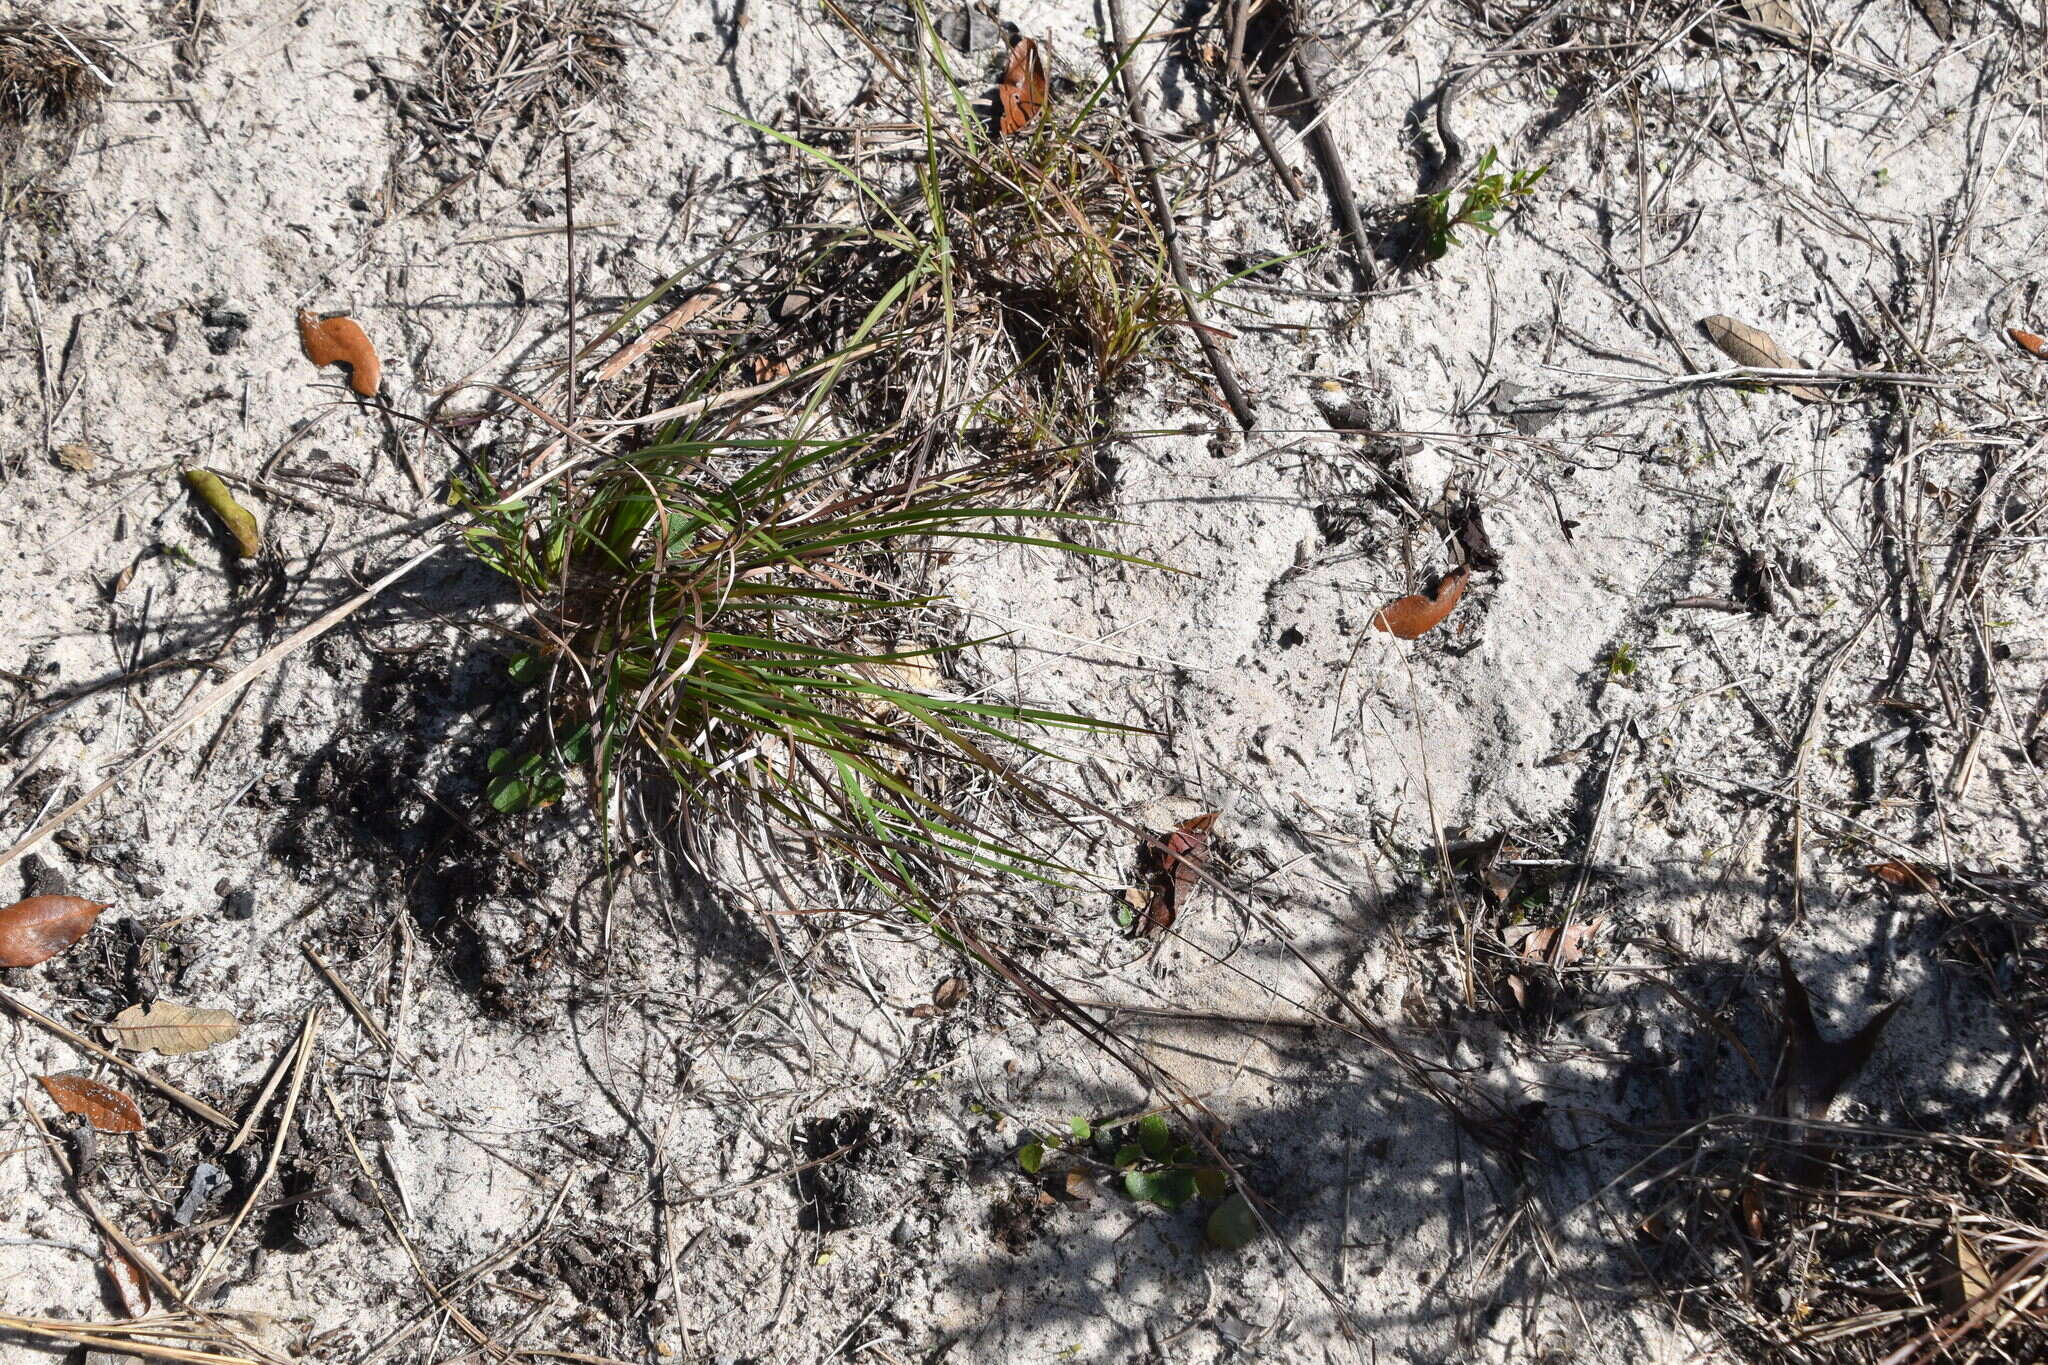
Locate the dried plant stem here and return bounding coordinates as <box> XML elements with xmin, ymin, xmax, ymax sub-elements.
<box><xmin>1105</xmin><ymin>0</ymin><xmax>1254</xmax><ymax>429</ymax></box>
<box><xmin>1228</xmin><ymin>0</ymin><xmax>1302</xmax><ymax>200</ymax></box>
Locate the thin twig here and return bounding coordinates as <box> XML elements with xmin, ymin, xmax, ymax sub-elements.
<box><xmin>1105</xmin><ymin>0</ymin><xmax>1255</xmax><ymax>429</ymax></box>
<box><xmin>0</xmin><ymin>989</ymin><xmax>233</xmax><ymax>1128</ymax></box>
<box><xmin>1227</xmin><ymin>0</ymin><xmax>1303</xmax><ymax>200</ymax></box>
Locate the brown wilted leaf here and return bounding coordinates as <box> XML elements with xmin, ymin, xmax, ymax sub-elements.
<box><xmin>297</xmin><ymin>309</ymin><xmax>381</xmax><ymax>396</ymax></box>
<box><xmin>1698</xmin><ymin>315</ymin><xmax>1827</xmax><ymax>402</ymax></box>
<box><xmin>1508</xmin><ymin>914</ymin><xmax>1609</xmax><ymax>967</ymax></box>
<box><xmin>1912</xmin><ymin>0</ymin><xmax>1953</xmax><ymax>40</ymax></box>
<box><xmin>2009</xmin><ymin>327</ymin><xmax>2047</xmax><ymax>359</ymax></box>
<box><xmin>908</xmin><ymin>975</ymin><xmax>969</xmax><ymax>1018</ymax></box>
<box><xmin>0</xmin><ymin>894</ymin><xmax>110</xmax><ymax>967</ymax></box>
<box><xmin>105</xmin><ymin>1000</ymin><xmax>241</xmax><ymax>1056</ymax></box>
<box><xmin>1868</xmin><ymin>859</ymin><xmax>1940</xmax><ymax>893</ymax></box>
<box><xmin>1371</xmin><ymin>566</ymin><xmax>1470</xmax><ymax>640</ymax></box>
<box><xmin>1937</xmin><ymin>1223</ymin><xmax>1997</xmax><ymax>1324</ymax></box>
<box><xmin>38</xmin><ymin>1074</ymin><xmax>145</xmax><ymax>1133</ymax></box>
<box><xmin>101</xmin><ymin>1235</ymin><xmax>152</xmax><ymax>1316</ymax></box>
<box><xmin>1738</xmin><ymin>0</ymin><xmax>1806</xmax><ymax>35</ymax></box>
<box><xmin>996</xmin><ymin>37</ymin><xmax>1047</xmax><ymax>137</ymax></box>
<box><xmin>1140</xmin><ymin>812</ymin><xmax>1217</xmax><ymax>937</ymax></box>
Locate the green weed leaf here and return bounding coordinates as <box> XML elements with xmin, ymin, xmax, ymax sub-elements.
<box><xmin>1206</xmin><ymin>1192</ymin><xmax>1260</xmax><ymax>1249</ymax></box>
<box><xmin>1138</xmin><ymin>1114</ymin><xmax>1171</xmax><ymax>1160</ymax></box>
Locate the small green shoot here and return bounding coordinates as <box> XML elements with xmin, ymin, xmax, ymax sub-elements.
<box><xmin>1414</xmin><ymin>148</ymin><xmax>1548</xmax><ymax>263</ymax></box>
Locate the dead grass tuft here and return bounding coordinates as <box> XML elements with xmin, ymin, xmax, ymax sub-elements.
<box><xmin>0</xmin><ymin>18</ymin><xmax>114</xmax><ymax>128</ymax></box>
<box><xmin>1644</xmin><ymin>1118</ymin><xmax>2048</xmax><ymax>1364</ymax></box>
<box><xmin>397</xmin><ymin>0</ymin><xmax>629</xmax><ymax>169</ymax></box>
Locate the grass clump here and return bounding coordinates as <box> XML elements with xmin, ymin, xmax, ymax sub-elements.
<box><xmin>459</xmin><ymin>430</ymin><xmax>1147</xmax><ymax>920</ymax></box>
<box><xmin>0</xmin><ymin>18</ymin><xmax>113</xmax><ymax>127</ymax></box>
<box><xmin>450</xmin><ymin>10</ymin><xmax>1199</xmax><ymax>952</ymax></box>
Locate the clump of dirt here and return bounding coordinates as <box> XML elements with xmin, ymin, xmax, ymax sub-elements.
<box><xmin>985</xmin><ymin>1187</ymin><xmax>1051</xmax><ymax>1254</ymax></box>
<box><xmin>270</xmin><ymin>642</ymin><xmax>560</xmax><ymax>1022</ymax></box>
<box><xmin>793</xmin><ymin>1107</ymin><xmax>906</xmax><ymax>1232</ymax></box>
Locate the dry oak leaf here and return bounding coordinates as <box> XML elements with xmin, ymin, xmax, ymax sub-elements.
<box><xmin>1698</xmin><ymin>314</ymin><xmax>1827</xmax><ymax>402</ymax></box>
<box><xmin>1141</xmin><ymin>812</ymin><xmax>1217</xmax><ymax>936</ymax></box>
<box><xmin>1508</xmin><ymin>914</ymin><xmax>1609</xmax><ymax>966</ymax></box>
<box><xmin>0</xmin><ymin>894</ymin><xmax>109</xmax><ymax>967</ymax></box>
<box><xmin>1372</xmin><ymin>566</ymin><xmax>1470</xmax><ymax>639</ymax></box>
<box><xmin>1937</xmin><ymin>1223</ymin><xmax>1998</xmax><ymax>1324</ymax></box>
<box><xmin>1868</xmin><ymin>859</ymin><xmax>1940</xmax><ymax>893</ymax></box>
<box><xmin>106</xmin><ymin>1000</ymin><xmax>241</xmax><ymax>1056</ymax></box>
<box><xmin>1738</xmin><ymin>0</ymin><xmax>1807</xmax><ymax>35</ymax></box>
<box><xmin>38</xmin><ymin>1074</ymin><xmax>146</xmax><ymax>1133</ymax></box>
<box><xmin>297</xmin><ymin>309</ymin><xmax>381</xmax><ymax>396</ymax></box>
<box><xmin>2009</xmin><ymin>327</ymin><xmax>2047</xmax><ymax>359</ymax></box>
<box><xmin>1912</xmin><ymin>0</ymin><xmax>1953</xmax><ymax>40</ymax></box>
<box><xmin>996</xmin><ymin>37</ymin><xmax>1047</xmax><ymax>137</ymax></box>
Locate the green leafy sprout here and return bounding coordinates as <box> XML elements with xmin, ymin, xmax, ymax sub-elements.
<box><xmin>1016</xmin><ymin>1112</ymin><xmax>1259</xmax><ymax>1249</ymax></box>
<box><xmin>1414</xmin><ymin>148</ymin><xmax>1548</xmax><ymax>263</ymax></box>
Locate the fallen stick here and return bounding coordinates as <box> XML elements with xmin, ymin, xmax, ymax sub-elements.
<box><xmin>1106</xmin><ymin>0</ymin><xmax>1256</xmax><ymax>429</ymax></box>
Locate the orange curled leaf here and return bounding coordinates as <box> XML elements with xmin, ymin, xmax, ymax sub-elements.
<box><xmin>1868</xmin><ymin>859</ymin><xmax>1940</xmax><ymax>893</ymax></box>
<box><xmin>2008</xmin><ymin>327</ymin><xmax>2047</xmax><ymax>359</ymax></box>
<box><xmin>0</xmin><ymin>894</ymin><xmax>109</xmax><ymax>967</ymax></box>
<box><xmin>996</xmin><ymin>37</ymin><xmax>1047</xmax><ymax>137</ymax></box>
<box><xmin>38</xmin><ymin>1074</ymin><xmax>145</xmax><ymax>1134</ymax></box>
<box><xmin>1372</xmin><ymin>566</ymin><xmax>1470</xmax><ymax>640</ymax></box>
<box><xmin>297</xmin><ymin>309</ymin><xmax>382</xmax><ymax>396</ymax></box>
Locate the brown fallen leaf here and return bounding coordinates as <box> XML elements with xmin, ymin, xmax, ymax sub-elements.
<box><xmin>909</xmin><ymin>975</ymin><xmax>969</xmax><ymax>1017</ymax></box>
<box><xmin>100</xmin><ymin>1234</ymin><xmax>152</xmax><ymax>1317</ymax></box>
<box><xmin>1508</xmin><ymin>914</ymin><xmax>1609</xmax><ymax>967</ymax></box>
<box><xmin>2008</xmin><ymin>327</ymin><xmax>2047</xmax><ymax>359</ymax></box>
<box><xmin>0</xmin><ymin>894</ymin><xmax>110</xmax><ymax>967</ymax></box>
<box><xmin>1868</xmin><ymin>859</ymin><xmax>1940</xmax><ymax>893</ymax></box>
<box><xmin>1698</xmin><ymin>314</ymin><xmax>1827</xmax><ymax>402</ymax></box>
<box><xmin>1937</xmin><ymin>1222</ymin><xmax>1997</xmax><ymax>1324</ymax></box>
<box><xmin>996</xmin><ymin>37</ymin><xmax>1047</xmax><ymax>137</ymax></box>
<box><xmin>297</xmin><ymin>309</ymin><xmax>382</xmax><ymax>397</ymax></box>
<box><xmin>38</xmin><ymin>1074</ymin><xmax>145</xmax><ymax>1134</ymax></box>
<box><xmin>1738</xmin><ymin>0</ymin><xmax>1806</xmax><ymax>35</ymax></box>
<box><xmin>1912</xmin><ymin>0</ymin><xmax>1953</xmax><ymax>41</ymax></box>
<box><xmin>1372</xmin><ymin>566</ymin><xmax>1470</xmax><ymax>640</ymax></box>
<box><xmin>105</xmin><ymin>1000</ymin><xmax>241</xmax><ymax>1056</ymax></box>
<box><xmin>1140</xmin><ymin>812</ymin><xmax>1218</xmax><ymax>937</ymax></box>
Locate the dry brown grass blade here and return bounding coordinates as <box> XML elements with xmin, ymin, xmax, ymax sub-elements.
<box><xmin>0</xmin><ymin>1315</ymin><xmax>263</xmax><ymax>1364</ymax></box>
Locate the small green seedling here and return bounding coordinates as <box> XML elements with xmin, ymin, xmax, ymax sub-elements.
<box><xmin>1414</xmin><ymin>148</ymin><xmax>1548</xmax><ymax>262</ymax></box>
<box><xmin>1015</xmin><ymin>1112</ymin><xmax>1256</xmax><ymax>1247</ymax></box>
<box><xmin>1602</xmin><ymin>643</ymin><xmax>1639</xmax><ymax>680</ymax></box>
